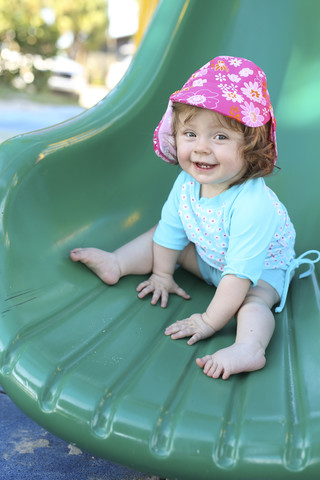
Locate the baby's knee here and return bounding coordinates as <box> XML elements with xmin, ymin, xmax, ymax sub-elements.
<box><xmin>244</xmin><ymin>281</ymin><xmax>280</xmax><ymax>309</ymax></box>
<box><xmin>238</xmin><ymin>292</ymin><xmax>276</xmax><ymax>322</ymax></box>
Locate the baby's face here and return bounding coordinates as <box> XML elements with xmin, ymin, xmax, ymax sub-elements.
<box><xmin>175</xmin><ymin>109</ymin><xmax>245</xmax><ymax>197</ymax></box>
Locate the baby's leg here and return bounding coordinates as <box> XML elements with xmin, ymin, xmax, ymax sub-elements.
<box><xmin>70</xmin><ymin>226</ymin><xmax>156</xmax><ymax>284</ymax></box>
<box><xmin>196</xmin><ymin>280</ymin><xmax>279</xmax><ymax>380</ymax></box>
<box><xmin>178</xmin><ymin>242</ymin><xmax>203</xmax><ymax>278</ymax></box>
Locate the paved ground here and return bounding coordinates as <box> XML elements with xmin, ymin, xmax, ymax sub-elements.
<box><xmin>0</xmin><ymin>99</ymin><xmax>85</xmax><ymax>143</ymax></box>
<box><xmin>0</xmin><ymin>385</ymin><xmax>161</xmax><ymax>480</ymax></box>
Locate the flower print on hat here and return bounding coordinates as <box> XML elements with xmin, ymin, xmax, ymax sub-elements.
<box><xmin>153</xmin><ymin>55</ymin><xmax>277</xmax><ymax>165</ymax></box>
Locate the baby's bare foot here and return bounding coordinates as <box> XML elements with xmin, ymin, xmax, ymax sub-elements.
<box><xmin>196</xmin><ymin>343</ymin><xmax>266</xmax><ymax>380</ymax></box>
<box><xmin>70</xmin><ymin>248</ymin><xmax>121</xmax><ymax>285</ymax></box>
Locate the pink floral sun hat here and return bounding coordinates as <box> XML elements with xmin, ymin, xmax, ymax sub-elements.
<box><xmin>153</xmin><ymin>55</ymin><xmax>277</xmax><ymax>164</ymax></box>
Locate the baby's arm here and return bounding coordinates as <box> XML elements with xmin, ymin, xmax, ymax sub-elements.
<box><xmin>165</xmin><ymin>274</ymin><xmax>251</xmax><ymax>344</ymax></box>
<box><xmin>136</xmin><ymin>242</ymin><xmax>191</xmax><ymax>308</ymax></box>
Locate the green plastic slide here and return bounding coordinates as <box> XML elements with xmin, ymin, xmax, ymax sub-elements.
<box><xmin>1</xmin><ymin>0</ymin><xmax>320</xmax><ymax>478</ymax></box>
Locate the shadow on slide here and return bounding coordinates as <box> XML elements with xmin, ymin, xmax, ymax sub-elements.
<box><xmin>1</xmin><ymin>1</ymin><xmax>320</xmax><ymax>478</ymax></box>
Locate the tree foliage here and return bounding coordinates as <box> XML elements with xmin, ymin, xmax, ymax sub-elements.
<box><xmin>51</xmin><ymin>0</ymin><xmax>108</xmax><ymax>56</ymax></box>
<box><xmin>0</xmin><ymin>0</ymin><xmax>59</xmax><ymax>57</ymax></box>
<box><xmin>0</xmin><ymin>0</ymin><xmax>108</xmax><ymax>56</ymax></box>
<box><xmin>0</xmin><ymin>0</ymin><xmax>108</xmax><ymax>89</ymax></box>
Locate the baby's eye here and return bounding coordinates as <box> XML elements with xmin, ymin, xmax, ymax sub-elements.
<box><xmin>185</xmin><ymin>131</ymin><xmax>196</xmax><ymax>137</ymax></box>
<box><xmin>215</xmin><ymin>134</ymin><xmax>227</xmax><ymax>140</ymax></box>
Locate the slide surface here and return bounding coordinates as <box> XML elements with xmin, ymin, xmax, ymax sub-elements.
<box><xmin>1</xmin><ymin>1</ymin><xmax>320</xmax><ymax>478</ymax></box>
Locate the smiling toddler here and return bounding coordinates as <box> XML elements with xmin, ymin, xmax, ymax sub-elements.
<box><xmin>70</xmin><ymin>56</ymin><xmax>319</xmax><ymax>380</ymax></box>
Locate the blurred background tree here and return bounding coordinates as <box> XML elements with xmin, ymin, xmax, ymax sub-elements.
<box><xmin>0</xmin><ymin>0</ymin><xmax>59</xmax><ymax>57</ymax></box>
<box><xmin>50</xmin><ymin>0</ymin><xmax>108</xmax><ymax>60</ymax></box>
<box><xmin>0</xmin><ymin>0</ymin><xmax>108</xmax><ymax>91</ymax></box>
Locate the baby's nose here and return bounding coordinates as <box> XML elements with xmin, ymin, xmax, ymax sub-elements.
<box><xmin>194</xmin><ymin>137</ymin><xmax>211</xmax><ymax>153</ymax></box>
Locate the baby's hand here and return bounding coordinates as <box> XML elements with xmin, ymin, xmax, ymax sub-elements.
<box><xmin>136</xmin><ymin>273</ymin><xmax>190</xmax><ymax>308</ymax></box>
<box><xmin>165</xmin><ymin>313</ymin><xmax>216</xmax><ymax>345</ymax></box>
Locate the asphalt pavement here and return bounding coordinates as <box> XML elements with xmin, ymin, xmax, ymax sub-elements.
<box><xmin>0</xmin><ymin>385</ymin><xmax>159</xmax><ymax>480</ymax></box>
<box><xmin>0</xmin><ymin>100</ymin><xmax>85</xmax><ymax>143</ymax></box>
<box><xmin>0</xmin><ymin>99</ymin><xmax>85</xmax><ymax>143</ymax></box>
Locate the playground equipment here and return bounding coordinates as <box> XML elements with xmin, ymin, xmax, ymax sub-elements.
<box><xmin>1</xmin><ymin>1</ymin><xmax>320</xmax><ymax>478</ymax></box>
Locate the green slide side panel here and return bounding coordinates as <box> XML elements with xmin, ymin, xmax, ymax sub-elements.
<box><xmin>1</xmin><ymin>1</ymin><xmax>320</xmax><ymax>478</ymax></box>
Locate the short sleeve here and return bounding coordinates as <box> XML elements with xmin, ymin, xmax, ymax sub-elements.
<box><xmin>223</xmin><ymin>180</ymin><xmax>279</xmax><ymax>285</ymax></box>
<box><xmin>153</xmin><ymin>172</ymin><xmax>190</xmax><ymax>251</ymax></box>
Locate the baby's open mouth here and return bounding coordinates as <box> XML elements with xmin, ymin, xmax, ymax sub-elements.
<box><xmin>195</xmin><ymin>162</ymin><xmax>215</xmax><ymax>169</ymax></box>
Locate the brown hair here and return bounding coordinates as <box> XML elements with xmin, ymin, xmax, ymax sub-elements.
<box><xmin>172</xmin><ymin>103</ymin><xmax>277</xmax><ymax>187</ymax></box>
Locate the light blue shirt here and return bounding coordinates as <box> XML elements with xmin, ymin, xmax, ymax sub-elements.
<box><xmin>153</xmin><ymin>171</ymin><xmax>296</xmax><ymax>286</ymax></box>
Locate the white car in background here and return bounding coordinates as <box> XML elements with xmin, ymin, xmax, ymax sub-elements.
<box><xmin>48</xmin><ymin>56</ymin><xmax>87</xmax><ymax>97</ymax></box>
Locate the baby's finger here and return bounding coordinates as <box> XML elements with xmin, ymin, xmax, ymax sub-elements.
<box><xmin>187</xmin><ymin>332</ymin><xmax>202</xmax><ymax>345</ymax></box>
<box><xmin>168</xmin><ymin>322</ymin><xmax>194</xmax><ymax>340</ymax></box>
<box><xmin>136</xmin><ymin>281</ymin><xmax>150</xmax><ymax>292</ymax></box>
<box><xmin>174</xmin><ymin>286</ymin><xmax>191</xmax><ymax>300</ymax></box>
<box><xmin>160</xmin><ymin>290</ymin><xmax>169</xmax><ymax>308</ymax></box>
<box><xmin>150</xmin><ymin>288</ymin><xmax>161</xmax><ymax>305</ymax></box>
<box><xmin>165</xmin><ymin>319</ymin><xmax>188</xmax><ymax>334</ymax></box>
<box><xmin>165</xmin><ymin>322</ymin><xmax>180</xmax><ymax>335</ymax></box>
<box><xmin>170</xmin><ymin>328</ymin><xmax>193</xmax><ymax>340</ymax></box>
<box><xmin>137</xmin><ymin>284</ymin><xmax>155</xmax><ymax>299</ymax></box>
